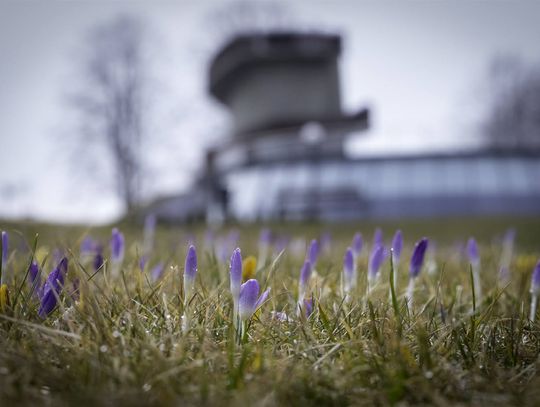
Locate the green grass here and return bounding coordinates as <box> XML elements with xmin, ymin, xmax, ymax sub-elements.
<box><xmin>1</xmin><ymin>216</ymin><xmax>540</xmax><ymax>406</ymax></box>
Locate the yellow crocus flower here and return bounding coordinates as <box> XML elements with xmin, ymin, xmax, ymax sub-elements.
<box><xmin>242</xmin><ymin>256</ymin><xmax>257</xmax><ymax>282</ymax></box>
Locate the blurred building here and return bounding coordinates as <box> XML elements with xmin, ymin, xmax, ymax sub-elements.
<box><xmin>148</xmin><ymin>31</ymin><xmax>540</xmax><ymax>222</ymax></box>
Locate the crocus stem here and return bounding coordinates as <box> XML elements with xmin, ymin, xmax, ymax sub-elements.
<box><xmin>406</xmin><ymin>278</ymin><xmax>415</xmax><ymax>310</ymax></box>
<box><xmin>111</xmin><ymin>263</ymin><xmax>120</xmax><ymax>279</ymax></box>
<box><xmin>236</xmin><ymin>319</ymin><xmax>245</xmax><ymax>345</ymax></box>
<box><xmin>473</xmin><ymin>268</ymin><xmax>482</xmax><ymax>304</ymax></box>
<box><xmin>531</xmin><ymin>294</ymin><xmax>538</xmax><ymax>322</ymax></box>
<box><xmin>181</xmin><ymin>311</ymin><xmax>189</xmax><ymax>333</ymax></box>
<box><xmin>233</xmin><ymin>300</ymin><xmax>239</xmax><ymax>328</ymax></box>
<box><xmin>389</xmin><ymin>266</ymin><xmax>398</xmax><ymax>303</ymax></box>
<box><xmin>363</xmin><ymin>284</ymin><xmax>371</xmax><ymax>312</ymax></box>
<box><xmin>393</xmin><ymin>264</ymin><xmax>399</xmax><ymax>291</ymax></box>
<box><xmin>182</xmin><ymin>297</ymin><xmax>190</xmax><ymax>333</ymax></box>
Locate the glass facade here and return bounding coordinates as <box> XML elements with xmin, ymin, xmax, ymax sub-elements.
<box><xmin>224</xmin><ymin>155</ymin><xmax>540</xmax><ymax>220</ymax></box>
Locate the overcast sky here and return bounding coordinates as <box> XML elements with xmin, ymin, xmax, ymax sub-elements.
<box><xmin>1</xmin><ymin>0</ymin><xmax>540</xmax><ymax>223</ymax></box>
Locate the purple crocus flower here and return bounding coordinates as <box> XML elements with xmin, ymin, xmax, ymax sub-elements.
<box><xmin>351</xmin><ymin>232</ymin><xmax>363</xmax><ymax>258</ymax></box>
<box><xmin>260</xmin><ymin>228</ymin><xmax>272</xmax><ymax>247</ymax></box>
<box><xmin>368</xmin><ymin>245</ymin><xmax>385</xmax><ymax>282</ymax></box>
<box><xmin>28</xmin><ymin>261</ymin><xmax>41</xmax><ymax>297</ymax></box>
<box><xmin>80</xmin><ymin>236</ymin><xmax>95</xmax><ymax>253</ymax></box>
<box><xmin>93</xmin><ymin>246</ymin><xmax>104</xmax><ymax>272</ymax></box>
<box><xmin>503</xmin><ymin>228</ymin><xmax>516</xmax><ymax>245</ymax></box>
<box><xmin>139</xmin><ymin>254</ymin><xmax>149</xmax><ymax>272</ymax></box>
<box><xmin>307</xmin><ymin>239</ymin><xmax>319</xmax><ymax>268</ymax></box>
<box><xmin>151</xmin><ymin>262</ymin><xmax>165</xmax><ymax>282</ymax></box>
<box><xmin>466</xmin><ymin>237</ymin><xmax>482</xmax><ymax>301</ymax></box>
<box><xmin>80</xmin><ymin>236</ymin><xmax>97</xmax><ymax>263</ymax></box>
<box><xmin>184</xmin><ymin>245</ymin><xmax>197</xmax><ymax>300</ymax></box>
<box><xmin>320</xmin><ymin>232</ymin><xmax>332</xmax><ymax>253</ymax></box>
<box><xmin>238</xmin><ymin>279</ymin><xmax>270</xmax><ymax>321</ymax></box>
<box><xmin>303</xmin><ymin>297</ymin><xmax>314</xmax><ymax>318</ymax></box>
<box><xmin>230</xmin><ymin>248</ymin><xmax>243</xmax><ymax>321</ymax></box>
<box><xmin>531</xmin><ymin>261</ymin><xmax>540</xmax><ymax>295</ymax></box>
<box><xmin>230</xmin><ymin>248</ymin><xmax>242</xmax><ymax>296</ymax></box>
<box><xmin>274</xmin><ymin>236</ymin><xmax>289</xmax><ymax>256</ymax></box>
<box><xmin>110</xmin><ymin>228</ymin><xmax>125</xmax><ymax>264</ymax></box>
<box><xmin>499</xmin><ymin>229</ymin><xmax>515</xmax><ymax>283</ymax></box>
<box><xmin>342</xmin><ymin>247</ymin><xmax>355</xmax><ymax>296</ymax></box>
<box><xmin>391</xmin><ymin>230</ymin><xmax>403</xmax><ymax>263</ymax></box>
<box><xmin>1</xmin><ymin>230</ymin><xmax>8</xmax><ymax>277</ymax></box>
<box><xmin>373</xmin><ymin>228</ymin><xmax>383</xmax><ymax>247</ymax></box>
<box><xmin>409</xmin><ymin>238</ymin><xmax>429</xmax><ymax>279</ymax></box>
<box><xmin>28</xmin><ymin>261</ymin><xmax>40</xmax><ymax>284</ymax></box>
<box><xmin>258</xmin><ymin>228</ymin><xmax>272</xmax><ymax>264</ymax></box>
<box><xmin>530</xmin><ymin>260</ymin><xmax>540</xmax><ymax>321</ymax></box>
<box><xmin>299</xmin><ymin>260</ymin><xmax>312</xmax><ymax>295</ymax></box>
<box><xmin>143</xmin><ymin>213</ymin><xmax>156</xmax><ymax>255</ymax></box>
<box><xmin>466</xmin><ymin>238</ymin><xmax>480</xmax><ymax>267</ymax></box>
<box><xmin>38</xmin><ymin>257</ymin><xmax>68</xmax><ymax>318</ymax></box>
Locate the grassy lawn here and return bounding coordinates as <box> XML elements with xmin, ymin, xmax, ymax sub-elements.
<box><xmin>1</xmin><ymin>216</ymin><xmax>540</xmax><ymax>405</ymax></box>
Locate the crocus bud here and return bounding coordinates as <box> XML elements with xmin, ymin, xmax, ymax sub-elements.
<box><xmin>184</xmin><ymin>245</ymin><xmax>197</xmax><ymax>300</ymax></box>
<box><xmin>320</xmin><ymin>232</ymin><xmax>331</xmax><ymax>253</ymax></box>
<box><xmin>28</xmin><ymin>261</ymin><xmax>41</xmax><ymax>297</ymax></box>
<box><xmin>38</xmin><ymin>257</ymin><xmax>68</xmax><ymax>318</ymax></box>
<box><xmin>79</xmin><ymin>236</ymin><xmax>96</xmax><ymax>263</ymax></box>
<box><xmin>410</xmin><ymin>238</ymin><xmax>429</xmax><ymax>279</ymax></box>
<box><xmin>238</xmin><ymin>279</ymin><xmax>270</xmax><ymax>321</ymax></box>
<box><xmin>373</xmin><ymin>228</ymin><xmax>383</xmax><ymax>247</ymax></box>
<box><xmin>351</xmin><ymin>232</ymin><xmax>363</xmax><ymax>258</ymax></box>
<box><xmin>303</xmin><ymin>297</ymin><xmax>314</xmax><ymax>318</ymax></box>
<box><xmin>391</xmin><ymin>230</ymin><xmax>403</xmax><ymax>264</ymax></box>
<box><xmin>499</xmin><ymin>229</ymin><xmax>516</xmax><ymax>283</ymax></box>
<box><xmin>110</xmin><ymin>228</ymin><xmax>125</xmax><ymax>264</ymax></box>
<box><xmin>343</xmin><ymin>247</ymin><xmax>354</xmax><ymax>294</ymax></box>
<box><xmin>230</xmin><ymin>248</ymin><xmax>242</xmax><ymax>300</ymax></box>
<box><xmin>139</xmin><ymin>255</ymin><xmax>149</xmax><ymax>272</ymax></box>
<box><xmin>151</xmin><ymin>262</ymin><xmax>165</xmax><ymax>282</ymax></box>
<box><xmin>368</xmin><ymin>245</ymin><xmax>385</xmax><ymax>282</ymax></box>
<box><xmin>143</xmin><ymin>213</ymin><xmax>156</xmax><ymax>256</ymax></box>
<box><xmin>307</xmin><ymin>239</ymin><xmax>319</xmax><ymax>268</ymax></box>
<box><xmin>259</xmin><ymin>228</ymin><xmax>272</xmax><ymax>247</ymax></box>
<box><xmin>242</xmin><ymin>256</ymin><xmax>257</xmax><ymax>282</ymax></box>
<box><xmin>299</xmin><ymin>260</ymin><xmax>312</xmax><ymax>298</ymax></box>
<box><xmin>93</xmin><ymin>248</ymin><xmax>104</xmax><ymax>272</ymax></box>
<box><xmin>466</xmin><ymin>238</ymin><xmax>480</xmax><ymax>267</ymax></box>
<box><xmin>258</xmin><ymin>229</ymin><xmax>272</xmax><ymax>265</ymax></box>
<box><xmin>531</xmin><ymin>261</ymin><xmax>540</xmax><ymax>296</ymax></box>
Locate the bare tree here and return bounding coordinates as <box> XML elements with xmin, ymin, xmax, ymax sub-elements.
<box><xmin>483</xmin><ymin>55</ymin><xmax>540</xmax><ymax>149</ymax></box>
<box><xmin>69</xmin><ymin>15</ymin><xmax>149</xmax><ymax>212</ymax></box>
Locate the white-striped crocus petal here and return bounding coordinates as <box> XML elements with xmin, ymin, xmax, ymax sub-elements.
<box><xmin>110</xmin><ymin>227</ymin><xmax>125</xmax><ymax>264</ymax></box>
<box><xmin>351</xmin><ymin>232</ymin><xmax>363</xmax><ymax>258</ymax></box>
<box><xmin>368</xmin><ymin>245</ymin><xmax>385</xmax><ymax>283</ymax></box>
<box><xmin>238</xmin><ymin>279</ymin><xmax>260</xmax><ymax>321</ymax></box>
<box><xmin>466</xmin><ymin>238</ymin><xmax>480</xmax><ymax>267</ymax></box>
<box><xmin>298</xmin><ymin>260</ymin><xmax>312</xmax><ymax>302</ymax></box>
<box><xmin>184</xmin><ymin>245</ymin><xmax>197</xmax><ymax>300</ymax></box>
<box><xmin>230</xmin><ymin>248</ymin><xmax>242</xmax><ymax>299</ymax></box>
<box><xmin>343</xmin><ymin>247</ymin><xmax>354</xmax><ymax>295</ymax></box>
<box><xmin>391</xmin><ymin>230</ymin><xmax>403</xmax><ymax>265</ymax></box>
<box><xmin>307</xmin><ymin>239</ymin><xmax>319</xmax><ymax>268</ymax></box>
